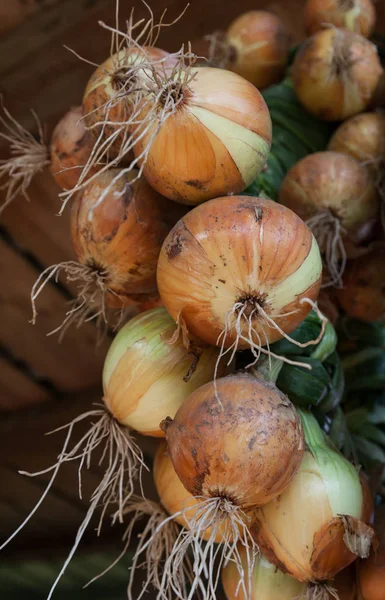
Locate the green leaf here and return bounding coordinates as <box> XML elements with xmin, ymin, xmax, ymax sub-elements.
<box><xmin>277</xmin><ymin>357</ymin><xmax>331</xmax><ymax>408</ymax></box>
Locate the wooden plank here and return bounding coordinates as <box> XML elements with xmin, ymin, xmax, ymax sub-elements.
<box><xmin>1</xmin><ymin>169</ymin><xmax>75</xmax><ymax>268</ymax></box>
<box><xmin>0</xmin><ymin>1</ymin><xmax>63</xmax><ymax>38</ymax></box>
<box><xmin>0</xmin><ymin>241</ymin><xmax>108</xmax><ymax>391</ymax></box>
<box><xmin>0</xmin><ymin>356</ymin><xmax>52</xmax><ymax>411</ymax></box>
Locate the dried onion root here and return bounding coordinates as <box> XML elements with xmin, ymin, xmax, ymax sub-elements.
<box><xmin>31</xmin><ymin>169</ymin><xmax>175</xmax><ymax>336</ymax></box>
<box><xmin>0</xmin><ymin>101</ymin><xmax>49</xmax><ymax>214</ymax></box>
<box><xmin>0</xmin><ymin>407</ymin><xmax>146</xmax><ymax>600</ymax></box>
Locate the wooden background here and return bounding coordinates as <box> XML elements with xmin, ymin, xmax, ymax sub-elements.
<box><xmin>0</xmin><ymin>0</ymin><xmax>384</xmax><ymax>585</ymax></box>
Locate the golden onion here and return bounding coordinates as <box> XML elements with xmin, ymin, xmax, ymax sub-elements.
<box><xmin>157</xmin><ymin>196</ymin><xmax>322</xmax><ymax>357</ymax></box>
<box><xmin>156</xmin><ymin>373</ymin><xmax>303</xmax><ymax>600</ymax></box>
<box><xmin>162</xmin><ymin>374</ymin><xmax>304</xmax><ymax>508</ymax></box>
<box><xmin>328</xmin><ymin>112</ymin><xmax>385</xmax><ymax>172</ymax></box>
<box><xmin>103</xmin><ymin>308</ymin><xmax>224</xmax><ymax>436</ymax></box>
<box><xmin>292</xmin><ymin>28</ymin><xmax>383</xmax><ymax>121</ymax></box>
<box><xmin>279</xmin><ymin>151</ymin><xmax>378</xmax><ymax>286</ymax></box>
<box><xmin>83</xmin><ymin>46</ymin><xmax>172</xmax><ymax>159</ymax></box>
<box><xmin>224</xmin><ymin>11</ymin><xmax>290</xmax><ymax>89</ymax></box>
<box><xmin>133</xmin><ymin>66</ymin><xmax>272</xmax><ymax>205</ymax></box>
<box><xmin>222</xmin><ymin>546</ymin><xmax>307</xmax><ymax>600</ymax></box>
<box><xmin>304</xmin><ymin>0</ymin><xmax>376</xmax><ymax>38</ymax></box>
<box><xmin>253</xmin><ymin>410</ymin><xmax>374</xmax><ymax>583</ymax></box>
<box><xmin>50</xmin><ymin>105</ymin><xmax>99</xmax><ymax>190</ymax></box>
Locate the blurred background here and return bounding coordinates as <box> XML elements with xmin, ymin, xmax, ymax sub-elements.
<box><xmin>0</xmin><ymin>0</ymin><xmax>384</xmax><ymax>598</ymax></box>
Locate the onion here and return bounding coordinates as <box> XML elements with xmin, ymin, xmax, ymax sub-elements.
<box><xmin>206</xmin><ymin>11</ymin><xmax>290</xmax><ymax>89</ymax></box>
<box><xmin>328</xmin><ymin>112</ymin><xmax>385</xmax><ymax>172</ymax></box>
<box><xmin>132</xmin><ymin>65</ymin><xmax>272</xmax><ymax>205</ymax></box>
<box><xmin>31</xmin><ymin>169</ymin><xmax>176</xmax><ymax>333</ymax></box>
<box><xmin>292</xmin><ymin>29</ymin><xmax>383</xmax><ymax>121</ymax></box>
<box><xmin>336</xmin><ymin>244</ymin><xmax>385</xmax><ymax>322</ymax></box>
<box><xmin>83</xmin><ymin>46</ymin><xmax>172</xmax><ymax>159</ymax></box>
<box><xmin>279</xmin><ymin>151</ymin><xmax>378</xmax><ymax>287</ymax></box>
<box><xmin>50</xmin><ymin>105</ymin><xmax>99</xmax><ymax>190</ymax></box>
<box><xmin>156</xmin><ymin>373</ymin><xmax>304</xmax><ymax>599</ymax></box>
<box><xmin>157</xmin><ymin>195</ymin><xmax>322</xmax><ymax>370</ymax></box>
<box><xmin>304</xmin><ymin>0</ymin><xmax>376</xmax><ymax>38</ymax></box>
<box><xmin>253</xmin><ymin>410</ymin><xmax>374</xmax><ymax>586</ymax></box>
<box><xmin>222</xmin><ymin>547</ymin><xmax>307</xmax><ymax>600</ymax></box>
<box><xmin>103</xmin><ymin>308</ymin><xmax>225</xmax><ymax>437</ymax></box>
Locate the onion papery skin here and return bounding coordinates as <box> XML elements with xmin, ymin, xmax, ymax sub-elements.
<box><xmin>336</xmin><ymin>246</ymin><xmax>385</xmax><ymax>322</ymax></box>
<box><xmin>252</xmin><ymin>411</ymin><xmax>372</xmax><ymax>582</ymax></box>
<box><xmin>222</xmin><ymin>546</ymin><xmax>307</xmax><ymax>600</ymax></box>
<box><xmin>162</xmin><ymin>374</ymin><xmax>304</xmax><ymax>508</ymax></box>
<box><xmin>226</xmin><ymin>11</ymin><xmax>290</xmax><ymax>89</ymax></box>
<box><xmin>154</xmin><ymin>441</ymin><xmax>236</xmax><ymax>542</ymax></box>
<box><xmin>102</xmin><ymin>308</ymin><xmax>224</xmax><ymax>435</ymax></box>
<box><xmin>292</xmin><ymin>29</ymin><xmax>383</xmax><ymax>121</ymax></box>
<box><xmin>304</xmin><ymin>0</ymin><xmax>376</xmax><ymax>38</ymax></box>
<box><xmin>71</xmin><ymin>169</ymin><xmax>173</xmax><ymax>303</ymax></box>
<box><xmin>157</xmin><ymin>196</ymin><xmax>322</xmax><ymax>349</ymax></box>
<box><xmin>279</xmin><ymin>152</ymin><xmax>378</xmax><ymax>247</ymax></box>
<box><xmin>328</xmin><ymin>112</ymin><xmax>385</xmax><ymax>172</ymax></box>
<box><xmin>133</xmin><ymin>67</ymin><xmax>272</xmax><ymax>205</ymax></box>
<box><xmin>50</xmin><ymin>106</ymin><xmax>98</xmax><ymax>190</ymax></box>
<box><xmin>83</xmin><ymin>47</ymin><xmax>171</xmax><ymax>159</ymax></box>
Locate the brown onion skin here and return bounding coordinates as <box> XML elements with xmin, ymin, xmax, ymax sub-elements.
<box><xmin>154</xmin><ymin>441</ymin><xmax>237</xmax><ymax>543</ymax></box>
<box><xmin>336</xmin><ymin>245</ymin><xmax>385</xmax><ymax>322</ymax></box>
<box><xmin>328</xmin><ymin>112</ymin><xmax>385</xmax><ymax>171</ymax></box>
<box><xmin>71</xmin><ymin>169</ymin><xmax>173</xmax><ymax>305</ymax></box>
<box><xmin>161</xmin><ymin>374</ymin><xmax>304</xmax><ymax>509</ymax></box>
<box><xmin>157</xmin><ymin>196</ymin><xmax>322</xmax><ymax>349</ymax></box>
<box><xmin>304</xmin><ymin>0</ymin><xmax>376</xmax><ymax>38</ymax></box>
<box><xmin>279</xmin><ymin>152</ymin><xmax>379</xmax><ymax>248</ymax></box>
<box><xmin>292</xmin><ymin>29</ymin><xmax>383</xmax><ymax>121</ymax></box>
<box><xmin>83</xmin><ymin>47</ymin><xmax>170</xmax><ymax>159</ymax></box>
<box><xmin>50</xmin><ymin>106</ymin><xmax>98</xmax><ymax>190</ymax></box>
<box><xmin>226</xmin><ymin>11</ymin><xmax>290</xmax><ymax>89</ymax></box>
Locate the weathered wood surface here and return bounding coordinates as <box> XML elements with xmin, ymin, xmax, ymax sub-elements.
<box><xmin>0</xmin><ymin>0</ymin><xmax>307</xmax><ymax>137</ymax></box>
<box><xmin>0</xmin><ymin>240</ymin><xmax>108</xmax><ymax>392</ymax></box>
